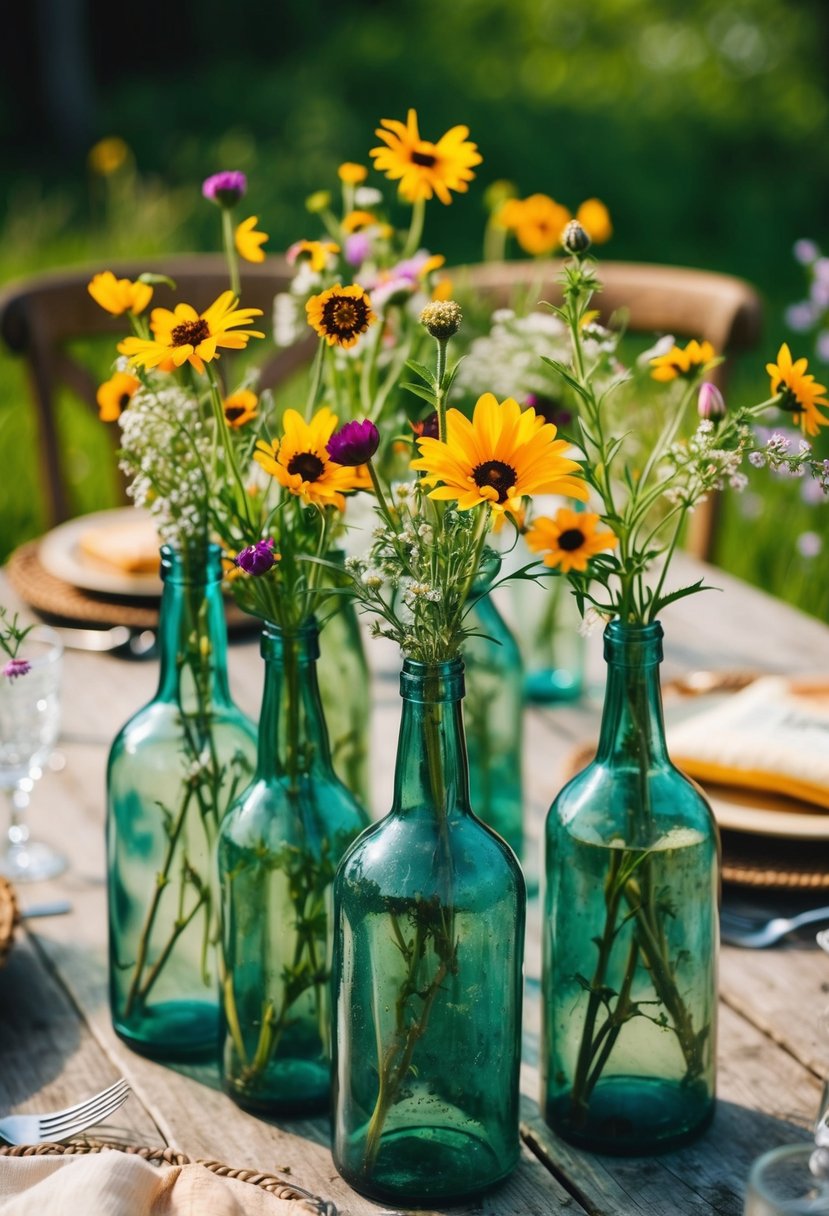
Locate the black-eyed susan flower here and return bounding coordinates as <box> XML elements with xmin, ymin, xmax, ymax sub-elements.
<box><xmin>96</xmin><ymin>371</ymin><xmax>141</xmax><ymax>422</ymax></box>
<box><xmin>342</xmin><ymin>210</ymin><xmax>379</xmax><ymax>235</ymax></box>
<box><xmin>253</xmin><ymin>407</ymin><xmax>365</xmax><ymax>510</ymax></box>
<box><xmin>338</xmin><ymin>162</ymin><xmax>368</xmax><ymax>184</ymax></box>
<box><xmin>234</xmin><ymin>216</ymin><xmax>268</xmax><ymax>263</ymax></box>
<box><xmin>525</xmin><ymin>507</ymin><xmax>618</xmax><ymax>574</ymax></box>
<box><xmin>306</xmin><ymin>284</ymin><xmax>376</xmax><ymax>349</ymax></box>
<box><xmin>766</xmin><ymin>343</ymin><xmax>829</xmax><ymax>437</ymax></box>
<box><xmin>650</xmin><ymin>339</ymin><xmax>716</xmax><ymax>382</ymax></box>
<box><xmin>88</xmin><ymin>271</ymin><xmax>153</xmax><ymax>317</ymax></box>
<box><xmin>223</xmin><ymin>388</ymin><xmax>258</xmax><ymax>428</ymax></box>
<box><xmin>118</xmin><ymin>291</ymin><xmax>265</xmax><ymax>375</ymax></box>
<box><xmin>287</xmin><ymin>239</ymin><xmax>340</xmax><ymax>272</ymax></box>
<box><xmin>575</xmin><ymin>198</ymin><xmax>613</xmax><ymax>244</ymax></box>
<box><xmin>411</xmin><ymin>392</ymin><xmax>588</xmax><ymax>516</ymax></box>
<box><xmin>370</xmin><ymin>108</ymin><xmax>482</xmax><ymax>205</ymax></box>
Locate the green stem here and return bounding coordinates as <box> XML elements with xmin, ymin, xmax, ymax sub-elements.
<box><xmin>222</xmin><ymin>209</ymin><xmax>241</xmax><ymax>299</ymax></box>
<box><xmin>305</xmin><ymin>339</ymin><xmax>327</xmax><ymax>419</ymax></box>
<box><xmin>401</xmin><ymin>198</ymin><xmax>426</xmax><ymax>259</ymax></box>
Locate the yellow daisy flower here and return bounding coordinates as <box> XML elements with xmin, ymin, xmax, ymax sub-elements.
<box><xmin>525</xmin><ymin>508</ymin><xmax>618</xmax><ymax>574</ymax></box>
<box><xmin>496</xmin><ymin>194</ymin><xmax>572</xmax><ymax>257</ymax></box>
<box><xmin>87</xmin><ymin>136</ymin><xmax>130</xmax><ymax>176</ymax></box>
<box><xmin>411</xmin><ymin>392</ymin><xmax>588</xmax><ymax>515</ymax></box>
<box><xmin>342</xmin><ymin>210</ymin><xmax>379</xmax><ymax>234</ymax></box>
<box><xmin>235</xmin><ymin>216</ymin><xmax>268</xmax><ymax>263</ymax></box>
<box><xmin>575</xmin><ymin>198</ymin><xmax>613</xmax><ymax>244</ymax></box>
<box><xmin>338</xmin><ymin>162</ymin><xmax>368</xmax><ymax>184</ymax></box>
<box><xmin>287</xmin><ymin>239</ymin><xmax>340</xmax><ymax>272</ymax></box>
<box><xmin>766</xmin><ymin>343</ymin><xmax>829</xmax><ymax>437</ymax></box>
<box><xmin>650</xmin><ymin>339</ymin><xmax>716</xmax><ymax>382</ymax></box>
<box><xmin>88</xmin><ymin>271</ymin><xmax>153</xmax><ymax>317</ymax></box>
<box><xmin>96</xmin><ymin>371</ymin><xmax>140</xmax><ymax>422</ymax></box>
<box><xmin>306</xmin><ymin>284</ymin><xmax>376</xmax><ymax>349</ymax></box>
<box><xmin>253</xmin><ymin>407</ymin><xmax>364</xmax><ymax>509</ymax></box>
<box><xmin>370</xmin><ymin>108</ymin><xmax>482</xmax><ymax>205</ymax></box>
<box><xmin>118</xmin><ymin>291</ymin><xmax>265</xmax><ymax>375</ymax></box>
<box><xmin>223</xmin><ymin>388</ymin><xmax>258</xmax><ymax>428</ymax></box>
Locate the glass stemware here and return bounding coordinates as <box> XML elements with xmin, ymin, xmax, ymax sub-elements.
<box><xmin>743</xmin><ymin>1142</ymin><xmax>829</xmax><ymax>1214</ymax></box>
<box><xmin>0</xmin><ymin>624</ymin><xmax>66</xmax><ymax>882</ymax></box>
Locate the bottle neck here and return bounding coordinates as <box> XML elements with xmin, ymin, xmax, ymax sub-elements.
<box><xmin>156</xmin><ymin>543</ymin><xmax>233</xmax><ymax>706</ymax></box>
<box><xmin>256</xmin><ymin>620</ymin><xmax>334</xmax><ymax>783</ymax></box>
<box><xmin>392</xmin><ymin>659</ymin><xmax>470</xmax><ymax>818</ymax></box>
<box><xmin>595</xmin><ymin>621</ymin><xmax>668</xmax><ymax>767</ymax></box>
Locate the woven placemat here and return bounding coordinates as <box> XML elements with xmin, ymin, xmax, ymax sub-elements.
<box><xmin>560</xmin><ymin>743</ymin><xmax>829</xmax><ymax>890</ymax></box>
<box><xmin>6</xmin><ymin>541</ymin><xmax>257</xmax><ymax>637</ymax></box>
<box><xmin>0</xmin><ymin>1141</ymin><xmax>337</xmax><ymax>1215</ymax></box>
<box><xmin>0</xmin><ymin>877</ymin><xmax>18</xmax><ymax>968</ymax></box>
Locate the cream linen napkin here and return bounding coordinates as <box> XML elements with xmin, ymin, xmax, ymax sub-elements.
<box><xmin>0</xmin><ymin>1151</ymin><xmax>328</xmax><ymax>1216</ymax></box>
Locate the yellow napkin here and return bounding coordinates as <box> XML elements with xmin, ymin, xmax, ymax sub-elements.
<box><xmin>667</xmin><ymin>675</ymin><xmax>829</xmax><ymax>811</ymax></box>
<box><xmin>0</xmin><ymin>1151</ymin><xmax>327</xmax><ymax>1216</ymax></box>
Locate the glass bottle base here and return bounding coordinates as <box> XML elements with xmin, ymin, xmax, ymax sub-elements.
<box><xmin>546</xmin><ymin>1076</ymin><xmax>715</xmax><ymax>1155</ymax></box>
<box><xmin>524</xmin><ymin>667</ymin><xmax>583</xmax><ymax>704</ymax></box>
<box><xmin>336</xmin><ymin>1125</ymin><xmax>517</xmax><ymax>1205</ymax></box>
<box><xmin>224</xmin><ymin>1058</ymin><xmax>330</xmax><ymax>1117</ymax></box>
<box><xmin>113</xmin><ymin>999</ymin><xmax>218</xmax><ymax>1063</ymax></box>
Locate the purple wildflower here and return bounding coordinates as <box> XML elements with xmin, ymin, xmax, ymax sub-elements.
<box><xmin>327</xmin><ymin>419</ymin><xmax>380</xmax><ymax>467</ymax></box>
<box><xmin>796</xmin><ymin>531</ymin><xmax>823</xmax><ymax>559</ymax></box>
<box><xmin>3</xmin><ymin>657</ymin><xmax>30</xmax><ymax>681</ymax></box>
<box><xmin>235</xmin><ymin>538</ymin><xmax>277</xmax><ymax>576</ymax></box>
<box><xmin>344</xmin><ymin>232</ymin><xmax>372</xmax><ymax>267</ymax></box>
<box><xmin>794</xmin><ymin>239</ymin><xmax>820</xmax><ymax>265</ymax></box>
<box><xmin>410</xmin><ymin>412</ymin><xmax>440</xmax><ymax>441</ymax></box>
<box><xmin>697</xmin><ymin>382</ymin><xmax>726</xmax><ymax>421</ymax></box>
<box><xmin>202</xmin><ymin>171</ymin><xmax>247</xmax><ymax>208</ymax></box>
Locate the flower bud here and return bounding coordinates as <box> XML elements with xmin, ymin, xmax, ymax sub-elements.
<box><xmin>561</xmin><ymin>219</ymin><xmax>591</xmax><ymax>255</ymax></box>
<box><xmin>697</xmin><ymin>382</ymin><xmax>726</xmax><ymax>421</ymax></box>
<box><xmin>3</xmin><ymin>657</ymin><xmax>30</xmax><ymax>681</ymax></box>
<box><xmin>419</xmin><ymin>300</ymin><xmax>462</xmax><ymax>340</ymax></box>
<box><xmin>327</xmin><ymin>419</ymin><xmax>380</xmax><ymax>466</ymax></box>
<box><xmin>234</xmin><ymin>538</ymin><xmax>277</xmax><ymax>576</ymax></box>
<box><xmin>305</xmin><ymin>190</ymin><xmax>332</xmax><ymax>214</ymax></box>
<box><xmin>202</xmin><ymin>170</ymin><xmax>247</xmax><ymax>208</ymax></box>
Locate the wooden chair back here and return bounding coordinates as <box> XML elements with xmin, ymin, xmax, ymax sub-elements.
<box><xmin>455</xmin><ymin>258</ymin><xmax>765</xmax><ymax>559</ymax></box>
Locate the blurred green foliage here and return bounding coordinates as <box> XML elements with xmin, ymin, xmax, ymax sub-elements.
<box><xmin>0</xmin><ymin>0</ymin><xmax>828</xmax><ymax>616</ymax></box>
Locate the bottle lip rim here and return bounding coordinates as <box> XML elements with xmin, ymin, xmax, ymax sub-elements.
<box><xmin>604</xmin><ymin>619</ymin><xmax>664</xmax><ymax>639</ymax></box>
<box><xmin>160</xmin><ymin>541</ymin><xmax>223</xmax><ymax>582</ymax></box>
<box><xmin>401</xmin><ymin>655</ymin><xmax>465</xmax><ymax>675</ymax></box>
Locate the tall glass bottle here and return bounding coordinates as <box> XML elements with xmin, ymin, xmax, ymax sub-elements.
<box><xmin>332</xmin><ymin>658</ymin><xmax>525</xmax><ymax>1205</ymax></box>
<box><xmin>107</xmin><ymin>543</ymin><xmax>257</xmax><ymax>1061</ymax></box>
<box><xmin>317</xmin><ymin>549</ymin><xmax>372</xmax><ymax>811</ymax></box>
<box><xmin>218</xmin><ymin>619</ymin><xmax>369</xmax><ymax>1114</ymax></box>
<box><xmin>463</xmin><ymin>571</ymin><xmax>524</xmax><ymax>861</ymax></box>
<box><xmin>542</xmin><ymin>620</ymin><xmax>719</xmax><ymax>1154</ymax></box>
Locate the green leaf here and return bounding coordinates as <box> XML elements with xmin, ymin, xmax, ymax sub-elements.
<box><xmin>651</xmin><ymin>579</ymin><xmax>718</xmax><ymax>616</ymax></box>
<box><xmin>400</xmin><ymin>382</ymin><xmax>438</xmax><ymax>406</ymax></box>
<box><xmin>540</xmin><ymin>357</ymin><xmax>591</xmax><ymax>403</ymax></box>
<box><xmin>138</xmin><ymin>272</ymin><xmax>177</xmax><ymax>288</ymax></box>
<box><xmin>404</xmin><ymin>359</ymin><xmax>436</xmax><ymax>386</ymax></box>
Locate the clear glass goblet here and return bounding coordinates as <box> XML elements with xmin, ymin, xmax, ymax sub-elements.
<box><xmin>744</xmin><ymin>1142</ymin><xmax>829</xmax><ymax>1214</ymax></box>
<box><xmin>0</xmin><ymin>624</ymin><xmax>66</xmax><ymax>882</ymax></box>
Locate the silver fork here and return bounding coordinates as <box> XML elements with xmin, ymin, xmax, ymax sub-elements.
<box><xmin>0</xmin><ymin>1077</ymin><xmax>131</xmax><ymax>1145</ymax></box>
<box><xmin>721</xmin><ymin>905</ymin><xmax>829</xmax><ymax>949</ymax></box>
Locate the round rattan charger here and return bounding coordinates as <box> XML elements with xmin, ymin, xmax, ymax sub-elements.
<box><xmin>560</xmin><ymin>743</ymin><xmax>829</xmax><ymax>891</ymax></box>
<box><xmin>5</xmin><ymin>541</ymin><xmax>256</xmax><ymax>636</ymax></box>
<box><xmin>0</xmin><ymin>877</ymin><xmax>18</xmax><ymax>969</ymax></box>
<box><xmin>0</xmin><ymin>1141</ymin><xmax>337</xmax><ymax>1215</ymax></box>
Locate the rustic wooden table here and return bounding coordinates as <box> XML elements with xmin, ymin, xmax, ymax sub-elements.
<box><xmin>1</xmin><ymin>555</ymin><xmax>829</xmax><ymax>1216</ymax></box>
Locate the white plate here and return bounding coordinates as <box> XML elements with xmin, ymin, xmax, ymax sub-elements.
<box><xmin>664</xmin><ymin>691</ymin><xmax>829</xmax><ymax>840</ymax></box>
<box><xmin>38</xmin><ymin>508</ymin><xmax>164</xmax><ymax>598</ymax></box>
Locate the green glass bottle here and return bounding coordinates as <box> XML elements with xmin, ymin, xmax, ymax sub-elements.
<box><xmin>218</xmin><ymin>619</ymin><xmax>370</xmax><ymax>1114</ymax></box>
<box><xmin>542</xmin><ymin>620</ymin><xmax>719</xmax><ymax>1154</ymax></box>
<box><xmin>332</xmin><ymin>658</ymin><xmax>525</xmax><ymax>1205</ymax></box>
<box><xmin>107</xmin><ymin>543</ymin><xmax>257</xmax><ymax>1061</ymax></box>
<box><xmin>317</xmin><ymin>550</ymin><xmax>372</xmax><ymax>811</ymax></box>
<box><xmin>463</xmin><ymin>570</ymin><xmax>524</xmax><ymax>861</ymax></box>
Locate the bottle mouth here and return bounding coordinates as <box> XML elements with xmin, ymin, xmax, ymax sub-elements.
<box><xmin>603</xmin><ymin>619</ymin><xmax>664</xmax><ymax>666</ymax></box>
<box><xmin>160</xmin><ymin>542</ymin><xmax>223</xmax><ymax>585</ymax></box>
<box><xmin>400</xmin><ymin>657</ymin><xmax>465</xmax><ymax>703</ymax></box>
<box><xmin>260</xmin><ymin>619</ymin><xmax>321</xmax><ymax>663</ymax></box>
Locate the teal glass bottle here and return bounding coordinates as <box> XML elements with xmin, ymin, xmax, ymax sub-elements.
<box><xmin>218</xmin><ymin>619</ymin><xmax>370</xmax><ymax>1114</ymax></box>
<box><xmin>317</xmin><ymin>550</ymin><xmax>372</xmax><ymax>811</ymax></box>
<box><xmin>541</xmin><ymin>620</ymin><xmax>719</xmax><ymax>1153</ymax></box>
<box><xmin>106</xmin><ymin>543</ymin><xmax>257</xmax><ymax>1061</ymax></box>
<box><xmin>463</xmin><ymin>570</ymin><xmax>524</xmax><ymax>861</ymax></box>
<box><xmin>332</xmin><ymin>658</ymin><xmax>526</xmax><ymax>1205</ymax></box>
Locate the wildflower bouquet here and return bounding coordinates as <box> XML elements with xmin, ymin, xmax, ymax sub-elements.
<box><xmin>0</xmin><ymin>607</ymin><xmax>34</xmax><ymax>682</ymax></box>
<box><xmin>531</xmin><ymin>221</ymin><xmax>829</xmax><ymax>1153</ymax></box>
